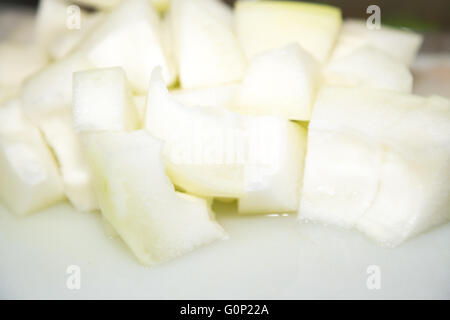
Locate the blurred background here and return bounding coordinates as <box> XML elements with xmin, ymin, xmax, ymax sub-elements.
<box><xmin>1</xmin><ymin>0</ymin><xmax>449</xmax><ymax>50</ymax></box>
<box><xmin>0</xmin><ymin>0</ymin><xmax>449</xmax><ymax>96</ymax></box>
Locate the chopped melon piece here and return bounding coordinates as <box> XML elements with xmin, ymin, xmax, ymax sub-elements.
<box><xmin>238</xmin><ymin>120</ymin><xmax>307</xmax><ymax>214</ymax></box>
<box><xmin>325</xmin><ymin>45</ymin><xmax>413</xmax><ymax>93</ymax></box>
<box><xmin>171</xmin><ymin>0</ymin><xmax>246</xmax><ymax>88</ymax></box>
<box><xmin>0</xmin><ymin>99</ymin><xmax>30</xmax><ymax>136</ymax></box>
<box><xmin>300</xmin><ymin>130</ymin><xmax>383</xmax><ymax>228</ymax></box>
<box><xmin>39</xmin><ymin>111</ymin><xmax>98</xmax><ymax>212</ymax></box>
<box><xmin>83</xmin><ymin>130</ymin><xmax>227</xmax><ymax>266</ymax></box>
<box><xmin>136</xmin><ymin>84</ymin><xmax>239</xmax><ymax>123</ymax></box>
<box><xmin>0</xmin><ymin>42</ymin><xmax>48</xmax><ymax>87</ymax></box>
<box><xmin>49</xmin><ymin>12</ymin><xmax>105</xmax><ymax>60</ymax></box>
<box><xmin>330</xmin><ymin>19</ymin><xmax>423</xmax><ymax>66</ymax></box>
<box><xmin>73</xmin><ymin>67</ymin><xmax>140</xmax><ymax>133</ymax></box>
<box><xmin>235</xmin><ymin>0</ymin><xmax>342</xmax><ymax>62</ymax></box>
<box><xmin>231</xmin><ymin>44</ymin><xmax>320</xmax><ymax>121</ymax></box>
<box><xmin>145</xmin><ymin>69</ymin><xmax>305</xmax><ymax>213</ymax></box>
<box><xmin>36</xmin><ymin>0</ymin><xmax>92</xmax><ymax>49</ymax></box>
<box><xmin>145</xmin><ymin>69</ymin><xmax>246</xmax><ymax>198</ymax></box>
<box><xmin>20</xmin><ymin>53</ymin><xmax>93</xmax><ymax>122</ymax></box>
<box><xmin>79</xmin><ymin>0</ymin><xmax>176</xmax><ymax>92</ymax></box>
<box><xmin>35</xmin><ymin>0</ymin><xmax>73</xmax><ymax>47</ymax></box>
<box><xmin>299</xmin><ymin>87</ymin><xmax>450</xmax><ymax>246</ymax></box>
<box><xmin>0</xmin><ymin>100</ymin><xmax>64</xmax><ymax>215</ymax></box>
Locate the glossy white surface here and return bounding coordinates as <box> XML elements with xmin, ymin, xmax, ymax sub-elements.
<box><xmin>0</xmin><ymin>201</ymin><xmax>449</xmax><ymax>299</ymax></box>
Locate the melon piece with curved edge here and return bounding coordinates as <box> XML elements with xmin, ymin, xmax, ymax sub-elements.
<box><xmin>145</xmin><ymin>69</ymin><xmax>246</xmax><ymax>198</ymax></box>
<box><xmin>83</xmin><ymin>130</ymin><xmax>227</xmax><ymax>266</ymax></box>
<box><xmin>235</xmin><ymin>0</ymin><xmax>342</xmax><ymax>63</ymax></box>
<box><xmin>133</xmin><ymin>83</ymin><xmax>239</xmax><ymax>122</ymax></box>
<box><xmin>171</xmin><ymin>0</ymin><xmax>246</xmax><ymax>88</ymax></box>
<box><xmin>325</xmin><ymin>45</ymin><xmax>413</xmax><ymax>93</ymax></box>
<box><xmin>0</xmin><ymin>99</ymin><xmax>65</xmax><ymax>215</ymax></box>
<box><xmin>145</xmin><ymin>69</ymin><xmax>306</xmax><ymax>213</ymax></box>
<box><xmin>231</xmin><ymin>44</ymin><xmax>320</xmax><ymax>121</ymax></box>
<box><xmin>330</xmin><ymin>19</ymin><xmax>423</xmax><ymax>66</ymax></box>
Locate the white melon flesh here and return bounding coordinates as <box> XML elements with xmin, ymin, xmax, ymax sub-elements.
<box><xmin>170</xmin><ymin>0</ymin><xmax>246</xmax><ymax>88</ymax></box>
<box><xmin>132</xmin><ymin>95</ymin><xmax>147</xmax><ymax>122</ymax></box>
<box><xmin>0</xmin><ymin>86</ymin><xmax>20</xmax><ymax>105</ymax></box>
<box><xmin>300</xmin><ymin>130</ymin><xmax>383</xmax><ymax>228</ymax></box>
<box><xmin>231</xmin><ymin>44</ymin><xmax>320</xmax><ymax>121</ymax></box>
<box><xmin>83</xmin><ymin>130</ymin><xmax>227</xmax><ymax>266</ymax></box>
<box><xmin>36</xmin><ymin>0</ymin><xmax>92</xmax><ymax>49</ymax></box>
<box><xmin>171</xmin><ymin>84</ymin><xmax>239</xmax><ymax>109</ymax></box>
<box><xmin>79</xmin><ymin>0</ymin><xmax>176</xmax><ymax>93</ymax></box>
<box><xmin>330</xmin><ymin>19</ymin><xmax>423</xmax><ymax>66</ymax></box>
<box><xmin>73</xmin><ymin>67</ymin><xmax>140</xmax><ymax>133</ymax></box>
<box><xmin>0</xmin><ymin>42</ymin><xmax>48</xmax><ymax>87</ymax></box>
<box><xmin>145</xmin><ymin>70</ymin><xmax>246</xmax><ymax>198</ymax></box>
<box><xmin>299</xmin><ymin>87</ymin><xmax>450</xmax><ymax>246</ymax></box>
<box><xmin>238</xmin><ymin>121</ymin><xmax>307</xmax><ymax>214</ymax></box>
<box><xmin>49</xmin><ymin>12</ymin><xmax>105</xmax><ymax>60</ymax></box>
<box><xmin>234</xmin><ymin>0</ymin><xmax>342</xmax><ymax>62</ymax></box>
<box><xmin>35</xmin><ymin>0</ymin><xmax>72</xmax><ymax>47</ymax></box>
<box><xmin>325</xmin><ymin>45</ymin><xmax>413</xmax><ymax>93</ymax></box>
<box><xmin>20</xmin><ymin>53</ymin><xmax>93</xmax><ymax>122</ymax></box>
<box><xmin>145</xmin><ymin>69</ymin><xmax>305</xmax><ymax>213</ymax></box>
<box><xmin>133</xmin><ymin>84</ymin><xmax>240</xmax><ymax>127</ymax></box>
<box><xmin>39</xmin><ymin>111</ymin><xmax>98</xmax><ymax>212</ymax></box>
<box><xmin>0</xmin><ymin>100</ymin><xmax>64</xmax><ymax>215</ymax></box>
<box><xmin>136</xmin><ymin>83</ymin><xmax>239</xmax><ymax>123</ymax></box>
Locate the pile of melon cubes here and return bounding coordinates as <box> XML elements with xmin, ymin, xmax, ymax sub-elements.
<box><xmin>0</xmin><ymin>0</ymin><xmax>448</xmax><ymax>266</ymax></box>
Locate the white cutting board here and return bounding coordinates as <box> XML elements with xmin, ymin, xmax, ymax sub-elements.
<box><xmin>0</xmin><ymin>200</ymin><xmax>449</xmax><ymax>299</ymax></box>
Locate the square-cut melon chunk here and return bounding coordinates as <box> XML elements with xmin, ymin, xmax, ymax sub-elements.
<box><xmin>171</xmin><ymin>0</ymin><xmax>246</xmax><ymax>88</ymax></box>
<box><xmin>299</xmin><ymin>87</ymin><xmax>450</xmax><ymax>246</ymax></box>
<box><xmin>235</xmin><ymin>0</ymin><xmax>342</xmax><ymax>62</ymax></box>
<box><xmin>231</xmin><ymin>44</ymin><xmax>320</xmax><ymax>121</ymax></box>
<box><xmin>73</xmin><ymin>67</ymin><xmax>140</xmax><ymax>133</ymax></box>
<box><xmin>83</xmin><ymin>130</ymin><xmax>227</xmax><ymax>266</ymax></box>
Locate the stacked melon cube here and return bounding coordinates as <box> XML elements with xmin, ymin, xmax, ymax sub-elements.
<box><xmin>0</xmin><ymin>0</ymin><xmax>448</xmax><ymax>266</ymax></box>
